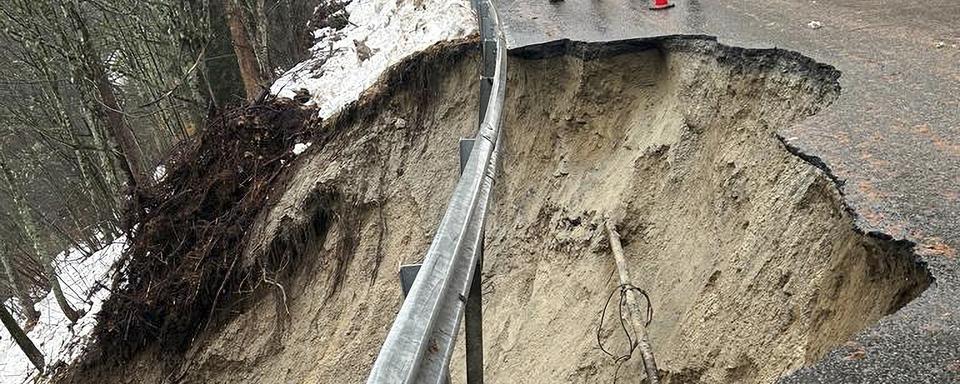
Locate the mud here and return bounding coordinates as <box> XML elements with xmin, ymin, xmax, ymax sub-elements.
<box><xmin>65</xmin><ymin>37</ymin><xmax>931</xmax><ymax>384</ymax></box>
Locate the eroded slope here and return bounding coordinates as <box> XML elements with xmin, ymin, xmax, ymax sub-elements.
<box><xmin>68</xmin><ymin>38</ymin><xmax>931</xmax><ymax>384</ymax></box>
<box><xmin>474</xmin><ymin>40</ymin><xmax>930</xmax><ymax>383</ymax></box>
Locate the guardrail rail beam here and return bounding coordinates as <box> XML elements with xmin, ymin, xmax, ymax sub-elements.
<box><xmin>366</xmin><ymin>0</ymin><xmax>507</xmax><ymax>383</ymax></box>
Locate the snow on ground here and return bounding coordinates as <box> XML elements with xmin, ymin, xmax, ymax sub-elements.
<box><xmin>271</xmin><ymin>0</ymin><xmax>476</xmax><ymax>118</ymax></box>
<box><xmin>0</xmin><ymin>237</ymin><xmax>127</xmax><ymax>384</ymax></box>
<box><xmin>153</xmin><ymin>164</ymin><xmax>166</xmax><ymax>182</ymax></box>
<box><xmin>292</xmin><ymin>142</ymin><xmax>312</xmax><ymax>156</ymax></box>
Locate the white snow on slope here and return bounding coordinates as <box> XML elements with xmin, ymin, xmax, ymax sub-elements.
<box><xmin>292</xmin><ymin>142</ymin><xmax>312</xmax><ymax>155</ymax></box>
<box><xmin>0</xmin><ymin>238</ymin><xmax>127</xmax><ymax>384</ymax></box>
<box><xmin>271</xmin><ymin>0</ymin><xmax>476</xmax><ymax>118</ymax></box>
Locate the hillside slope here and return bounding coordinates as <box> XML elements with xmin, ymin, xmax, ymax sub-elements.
<box><xmin>66</xmin><ymin>37</ymin><xmax>930</xmax><ymax>383</ymax></box>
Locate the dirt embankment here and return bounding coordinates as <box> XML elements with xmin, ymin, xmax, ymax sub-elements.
<box><xmin>66</xmin><ymin>37</ymin><xmax>931</xmax><ymax>384</ymax></box>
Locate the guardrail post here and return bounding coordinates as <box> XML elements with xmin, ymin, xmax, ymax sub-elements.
<box><xmin>478</xmin><ymin>0</ymin><xmax>496</xmax><ymax>125</ymax></box>
<box><xmin>399</xmin><ymin>264</ymin><xmax>422</xmax><ymax>297</ymax></box>
<box><xmin>465</xmin><ymin>253</ymin><xmax>483</xmax><ymax>384</ymax></box>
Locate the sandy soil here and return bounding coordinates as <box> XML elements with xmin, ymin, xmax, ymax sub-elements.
<box><xmin>65</xmin><ymin>37</ymin><xmax>931</xmax><ymax>384</ymax></box>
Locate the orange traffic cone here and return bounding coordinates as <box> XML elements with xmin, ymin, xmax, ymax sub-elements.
<box><xmin>650</xmin><ymin>0</ymin><xmax>674</xmax><ymax>10</ymax></box>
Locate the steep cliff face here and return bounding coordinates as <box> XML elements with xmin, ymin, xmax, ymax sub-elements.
<box><xmin>64</xmin><ymin>37</ymin><xmax>930</xmax><ymax>384</ymax></box>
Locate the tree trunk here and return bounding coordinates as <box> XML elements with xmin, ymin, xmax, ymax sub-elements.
<box><xmin>254</xmin><ymin>0</ymin><xmax>271</xmax><ymax>80</ymax></box>
<box><xmin>225</xmin><ymin>0</ymin><xmax>265</xmax><ymax>101</ymax></box>
<box><xmin>0</xmin><ymin>155</ymin><xmax>81</xmax><ymax>324</ymax></box>
<box><xmin>29</xmin><ymin>221</ymin><xmax>82</xmax><ymax>324</ymax></box>
<box><xmin>0</xmin><ymin>246</ymin><xmax>39</xmax><ymax>329</ymax></box>
<box><xmin>32</xmin><ymin>40</ymin><xmax>111</xmax><ymax>227</ymax></box>
<box><xmin>66</xmin><ymin>3</ymin><xmax>150</xmax><ymax>189</ymax></box>
<box><xmin>47</xmin><ymin>264</ymin><xmax>81</xmax><ymax>323</ymax></box>
<box><xmin>25</xmin><ymin>145</ymin><xmax>98</xmax><ymax>254</ymax></box>
<box><xmin>0</xmin><ymin>304</ymin><xmax>44</xmax><ymax>373</ymax></box>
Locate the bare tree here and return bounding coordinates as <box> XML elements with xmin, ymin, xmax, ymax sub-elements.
<box><xmin>0</xmin><ymin>303</ymin><xmax>44</xmax><ymax>373</ymax></box>
<box><xmin>253</xmin><ymin>0</ymin><xmax>272</xmax><ymax>80</ymax></box>
<box><xmin>63</xmin><ymin>2</ymin><xmax>150</xmax><ymax>188</ymax></box>
<box><xmin>0</xmin><ymin>245</ymin><xmax>38</xmax><ymax>329</ymax></box>
<box><xmin>0</xmin><ymin>154</ymin><xmax>81</xmax><ymax>324</ymax></box>
<box><xmin>0</xmin><ymin>0</ymin><xmax>220</xmax><ymax>327</ymax></box>
<box><xmin>225</xmin><ymin>0</ymin><xmax>266</xmax><ymax>101</ymax></box>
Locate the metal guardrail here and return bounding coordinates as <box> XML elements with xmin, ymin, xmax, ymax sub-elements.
<box><xmin>365</xmin><ymin>0</ymin><xmax>507</xmax><ymax>383</ymax></box>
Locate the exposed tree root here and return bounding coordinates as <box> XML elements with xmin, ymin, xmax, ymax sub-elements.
<box><xmin>87</xmin><ymin>97</ymin><xmax>321</xmax><ymax>363</ymax></box>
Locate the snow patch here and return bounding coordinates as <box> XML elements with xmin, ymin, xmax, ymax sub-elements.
<box><xmin>270</xmin><ymin>0</ymin><xmax>476</xmax><ymax>118</ymax></box>
<box><xmin>0</xmin><ymin>238</ymin><xmax>127</xmax><ymax>383</ymax></box>
<box><xmin>292</xmin><ymin>142</ymin><xmax>312</xmax><ymax>156</ymax></box>
<box><xmin>153</xmin><ymin>164</ymin><xmax>166</xmax><ymax>182</ymax></box>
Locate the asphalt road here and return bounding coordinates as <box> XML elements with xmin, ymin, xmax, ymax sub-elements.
<box><xmin>495</xmin><ymin>0</ymin><xmax>960</xmax><ymax>382</ymax></box>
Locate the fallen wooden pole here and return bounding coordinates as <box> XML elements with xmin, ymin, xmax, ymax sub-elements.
<box><xmin>605</xmin><ymin>219</ymin><xmax>660</xmax><ymax>384</ymax></box>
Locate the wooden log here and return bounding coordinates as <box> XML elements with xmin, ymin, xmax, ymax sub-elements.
<box><xmin>0</xmin><ymin>304</ymin><xmax>44</xmax><ymax>373</ymax></box>
<box><xmin>605</xmin><ymin>220</ymin><xmax>660</xmax><ymax>384</ymax></box>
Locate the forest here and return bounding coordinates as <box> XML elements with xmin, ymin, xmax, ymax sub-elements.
<box><xmin>0</xmin><ymin>0</ymin><xmax>323</xmax><ymax>373</ymax></box>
